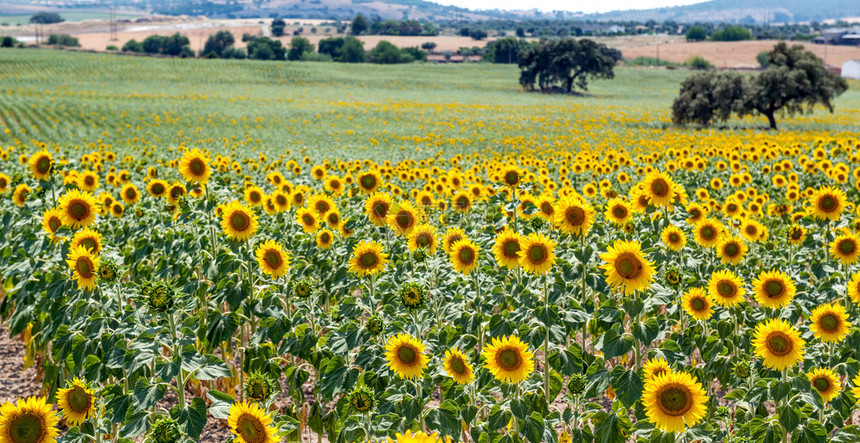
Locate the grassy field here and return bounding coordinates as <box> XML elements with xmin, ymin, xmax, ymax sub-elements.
<box><xmin>1</xmin><ymin>48</ymin><xmax>857</xmax><ymax>163</ymax></box>
<box><xmin>0</xmin><ymin>11</ymin><xmax>142</xmax><ymax>26</ymax></box>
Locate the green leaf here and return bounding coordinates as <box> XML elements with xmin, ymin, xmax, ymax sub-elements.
<box><xmin>184</xmin><ymin>397</ymin><xmax>208</xmax><ymax>439</ymax></box>
<box><xmin>632</xmin><ymin>317</ymin><xmax>660</xmax><ymax>345</ymax></box>
<box><xmin>427</xmin><ymin>400</ymin><xmax>460</xmax><ymax>438</ymax></box>
<box><xmin>790</xmin><ymin>421</ymin><xmax>826</xmax><ymax>443</ymax></box>
<box><xmin>597</xmin><ymin>325</ymin><xmax>634</xmax><ymax>360</ymax></box>
<box><xmin>777</xmin><ymin>404</ymin><xmax>799</xmax><ymax>434</ymax></box>
<box><xmin>120</xmin><ymin>411</ymin><xmax>149</xmax><ymax>438</ymax></box>
<box><xmin>522</xmin><ymin>412</ymin><xmax>544</xmax><ymax>443</ymax></box>
<box><xmin>750</xmin><ymin>417</ymin><xmax>784</xmax><ymax>443</ymax></box>
<box><xmin>548</xmin><ymin>346</ymin><xmax>582</xmax><ymax>377</ymax></box>
<box><xmin>206</xmin><ymin>390</ymin><xmax>234</xmax><ymax>420</ymax></box>
<box><xmin>488</xmin><ymin>404</ymin><xmax>511</xmax><ymax>432</ymax></box>
<box><xmin>611</xmin><ymin>366</ymin><xmax>643</xmax><ymax>408</ymax></box>
<box><xmin>133</xmin><ymin>379</ymin><xmax>166</xmax><ymax>409</ymax></box>
<box><xmin>831</xmin><ymin>426</ymin><xmax>860</xmax><ymax>442</ymax></box>
<box><xmin>593</xmin><ymin>410</ymin><xmax>631</xmax><ymax>443</ymax></box>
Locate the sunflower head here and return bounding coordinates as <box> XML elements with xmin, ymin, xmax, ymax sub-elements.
<box><xmin>0</xmin><ymin>396</ymin><xmax>60</xmax><ymax>443</ymax></box>
<box><xmin>807</xmin><ymin>367</ymin><xmax>841</xmax><ymax>403</ymax></box>
<box><xmin>29</xmin><ymin>150</ymin><xmax>53</xmax><ymax>181</ymax></box>
<box><xmin>227</xmin><ymin>401</ymin><xmax>277</xmax><ymax>443</ymax></box>
<box><xmin>291</xmin><ymin>279</ymin><xmax>315</xmax><ymax>299</ymax></box>
<box><xmin>366</xmin><ymin>315</ymin><xmax>384</xmax><ymax>335</ymax></box>
<box><xmin>752</xmin><ymin>318</ymin><xmax>806</xmax><ymax>371</ymax></box>
<box><xmin>147</xmin><ymin>417</ymin><xmax>181</xmax><ymax>443</ymax></box>
<box><xmin>399</xmin><ymin>282</ymin><xmax>426</xmax><ymax>310</ymax></box>
<box><xmin>809</xmin><ymin>303</ymin><xmax>849</xmax><ymax>343</ymax></box>
<box><xmin>664</xmin><ymin>267</ymin><xmax>681</xmax><ymax>288</ymax></box>
<box><xmin>244</xmin><ymin>372</ymin><xmax>277</xmax><ymax>403</ymax></box>
<box><xmin>385</xmin><ymin>333</ymin><xmax>427</xmax><ymax>380</ymax></box>
<box><xmin>752</xmin><ymin>270</ymin><xmax>796</xmax><ymax>309</ymax></box>
<box><xmin>642</xmin><ymin>371</ymin><xmax>709</xmax><ymax>433</ymax></box>
<box><xmin>443</xmin><ymin>348</ymin><xmax>475</xmax><ymax>385</ymax></box>
<box><xmin>481</xmin><ymin>335</ymin><xmax>535</xmax><ymax>385</ymax></box>
<box><xmin>56</xmin><ymin>378</ymin><xmax>96</xmax><ymax>427</ymax></box>
<box><xmin>141</xmin><ymin>280</ymin><xmax>175</xmax><ymax>314</ymax></box>
<box><xmin>733</xmin><ymin>359</ymin><xmax>752</xmax><ymax>380</ymax></box>
<box><xmin>567</xmin><ymin>374</ymin><xmax>587</xmax><ymax>396</ymax></box>
<box><xmin>349</xmin><ymin>387</ymin><xmax>374</xmax><ymax>413</ymax></box>
<box><xmin>97</xmin><ymin>257</ymin><xmax>120</xmax><ymax>284</ymax></box>
<box><xmin>348</xmin><ymin>241</ymin><xmax>389</xmax><ymax>277</ymax></box>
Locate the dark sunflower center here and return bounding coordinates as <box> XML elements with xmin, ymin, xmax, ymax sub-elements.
<box><xmin>669</xmin><ymin>233</ymin><xmax>680</xmax><ymax>243</ymax></box>
<box><xmin>566</xmin><ymin>206</ymin><xmax>585</xmax><ymax>226</ymax></box>
<box><xmin>458</xmin><ymin>247</ymin><xmax>475</xmax><ymax>265</ymax></box>
<box><xmin>77</xmin><ymin>257</ymin><xmax>93</xmax><ymax>278</ymax></box>
<box><xmin>189</xmin><ymin>158</ymin><xmax>205</xmax><ymax>176</ymax></box>
<box><xmin>276</xmin><ymin>195</ymin><xmax>287</xmax><ymax>205</ymax></box>
<box><xmin>612</xmin><ymin>206</ymin><xmax>627</xmax><ymax>218</ymax></box>
<box><xmin>302</xmin><ymin>214</ymin><xmax>315</xmax><ymax>226</ymax></box>
<box><xmin>68</xmin><ymin>385</ymin><xmax>92</xmax><ymax>413</ymax></box>
<box><xmin>447</xmin><ymin>235</ymin><xmax>462</xmax><ymax>250</ymax></box>
<box><xmin>125</xmin><ymin>189</ymin><xmax>136</xmax><ymax>199</ymax></box>
<box><xmin>360</xmin><ymin>175</ymin><xmax>377</xmax><ymax>190</ymax></box>
<box><xmin>658</xmin><ymin>386</ymin><xmax>692</xmax><ymax>415</ymax></box>
<box><xmin>358</xmin><ymin>252</ymin><xmax>378</xmax><ymax>268</ymax></box>
<box><xmin>727</xmin><ymin>203</ymin><xmax>738</xmax><ymax>212</ymax></box>
<box><xmin>320</xmin><ymin>232</ymin><xmax>331</xmax><ymax>244</ymax></box>
<box><xmin>689</xmin><ymin>209</ymin><xmax>701</xmax><ymax>219</ymax></box>
<box><xmin>315</xmin><ymin>201</ymin><xmax>329</xmax><ymax>213</ymax></box>
<box><xmin>48</xmin><ymin>217</ymin><xmax>62</xmax><ymax>232</ymax></box>
<box><xmin>651</xmin><ymin>178</ymin><xmax>669</xmax><ymax>197</ymax></box>
<box><xmin>85</xmin><ymin>176</ymin><xmax>95</xmax><ymax>186</ymax></box>
<box><xmin>746</xmin><ymin>226</ymin><xmax>757</xmax><ymax>236</ymax></box>
<box><xmin>819</xmin><ymin>313</ymin><xmax>839</xmax><ymax>332</ymax></box>
<box><xmin>789</xmin><ymin>228</ymin><xmax>802</xmax><ymax>240</ymax></box>
<box><xmin>237</xmin><ymin>414</ymin><xmax>265</xmax><ymax>443</ymax></box>
<box><xmin>813</xmin><ymin>377</ymin><xmax>831</xmax><ymax>393</ymax></box>
<box><xmin>264</xmin><ymin>250</ymin><xmax>282</xmax><ymax>269</ymax></box>
<box><xmin>231</xmin><ymin>212</ymin><xmax>251</xmax><ymax>231</ymax></box>
<box><xmin>724</xmin><ymin>243</ymin><xmax>740</xmax><ymax>257</ymax></box>
<box><xmin>838</xmin><ymin>239</ymin><xmax>855</xmax><ymax>255</ymax></box>
<box><xmin>766</xmin><ymin>332</ymin><xmax>792</xmax><ymax>356</ymax></box>
<box><xmin>496</xmin><ymin>348</ymin><xmax>521</xmax><ymax>371</ymax></box>
<box><xmin>691</xmin><ymin>297</ymin><xmax>706</xmax><ymax>311</ymax></box>
<box><xmin>527</xmin><ymin>245</ymin><xmax>547</xmax><ymax>264</ymax></box>
<box><xmin>152</xmin><ymin>183</ymin><xmax>165</xmax><ymax>194</ymax></box>
<box><xmin>717</xmin><ymin>281</ymin><xmax>735</xmax><ymax>297</ymax></box>
<box><xmin>36</xmin><ymin>156</ymin><xmax>51</xmax><ymax>174</ymax></box>
<box><xmin>395</xmin><ymin>211</ymin><xmax>414</xmax><ymax>229</ymax></box>
<box><xmin>541</xmin><ymin>203</ymin><xmax>553</xmax><ymax>214</ymax></box>
<box><xmin>372</xmin><ymin>202</ymin><xmax>389</xmax><ymax>218</ymax></box>
<box><xmin>250</xmin><ymin>191</ymin><xmax>261</xmax><ymax>203</ymax></box>
<box><xmin>170</xmin><ymin>188</ymin><xmax>184</xmax><ymax>199</ymax></box>
<box><xmin>397</xmin><ymin>345</ymin><xmax>417</xmax><ymax>365</ymax></box>
<box><xmin>504</xmin><ymin>171</ymin><xmax>519</xmax><ymax>185</ymax></box>
<box><xmin>248</xmin><ymin>379</ymin><xmax>269</xmax><ymax>401</ymax></box>
<box><xmin>615</xmin><ymin>252</ymin><xmax>642</xmax><ymax>279</ymax></box>
<box><xmin>352</xmin><ymin>392</ymin><xmax>371</xmax><ymax>411</ymax></box>
<box><xmin>416</xmin><ymin>233</ymin><xmax>431</xmax><ymax>248</ymax></box>
<box><xmin>502</xmin><ymin>240</ymin><xmax>520</xmax><ymax>258</ymax></box>
<box><xmin>450</xmin><ymin>356</ymin><xmax>467</xmax><ymax>374</ymax></box>
<box><xmin>819</xmin><ymin>195</ymin><xmax>837</xmax><ymax>212</ymax></box>
<box><xmin>9</xmin><ymin>412</ymin><xmax>46</xmax><ymax>443</ymax></box>
<box><xmin>764</xmin><ymin>280</ymin><xmax>784</xmax><ymax>298</ymax></box>
<box><xmin>81</xmin><ymin>238</ymin><xmax>97</xmax><ymax>252</ymax></box>
<box><xmin>456</xmin><ymin>196</ymin><xmax>469</xmax><ymax>208</ymax></box>
<box><xmin>69</xmin><ymin>200</ymin><xmax>89</xmax><ymax>219</ymax></box>
<box><xmin>701</xmin><ymin>226</ymin><xmax>716</xmax><ymax>240</ymax></box>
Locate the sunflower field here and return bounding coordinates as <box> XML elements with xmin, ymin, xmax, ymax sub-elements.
<box><xmin>1</xmin><ymin>48</ymin><xmax>860</xmax><ymax>443</ymax></box>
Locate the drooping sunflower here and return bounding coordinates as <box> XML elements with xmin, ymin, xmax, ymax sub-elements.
<box><xmin>384</xmin><ymin>333</ymin><xmax>427</xmax><ymax>379</ymax></box>
<box><xmin>29</xmin><ymin>150</ymin><xmax>53</xmax><ymax>181</ymax></box>
<box><xmin>752</xmin><ymin>318</ymin><xmax>805</xmax><ymax>371</ymax></box>
<box><xmin>178</xmin><ymin>148</ymin><xmax>212</xmax><ymax>185</ymax></box>
<box><xmin>449</xmin><ymin>238</ymin><xmax>480</xmax><ymax>276</ymax></box>
<box><xmin>443</xmin><ymin>348</ymin><xmax>475</xmax><ymax>385</ymax></box>
<box><xmin>55</xmin><ymin>378</ymin><xmax>96</xmax><ymax>426</ymax></box>
<box><xmin>600</xmin><ymin>240</ymin><xmax>655</xmax><ymax>295</ymax></box>
<box><xmin>848</xmin><ymin>271</ymin><xmax>860</xmax><ymax>305</ymax></box>
<box><xmin>660</xmin><ymin>225</ymin><xmax>686</xmax><ymax>251</ymax></box>
<box><xmin>365</xmin><ymin>192</ymin><xmax>393</xmax><ymax>227</ymax></box>
<box><xmin>682</xmin><ymin>288</ymin><xmax>714</xmax><ymax>321</ymax></box>
<box><xmin>493</xmin><ymin>228</ymin><xmax>522</xmax><ymax>269</ymax></box>
<box><xmin>642</xmin><ymin>357</ymin><xmax>672</xmax><ymax>381</ymax></box>
<box><xmin>830</xmin><ymin>231</ymin><xmax>860</xmax><ymax>265</ymax></box>
<box><xmin>66</xmin><ymin>246</ymin><xmax>99</xmax><ymax>291</ymax></box>
<box><xmin>642</xmin><ymin>371</ymin><xmax>708</xmax><ymax>433</ymax></box>
<box><xmin>407</xmin><ymin>224</ymin><xmax>438</xmax><ymax>254</ymax></box>
<box><xmin>693</xmin><ymin>219</ymin><xmax>723</xmax><ymax>248</ymax></box>
<box><xmin>58</xmin><ymin>189</ymin><xmax>98</xmax><ymax>229</ymax></box>
<box><xmin>641</xmin><ymin>170</ymin><xmax>678</xmax><ymax>208</ymax></box>
<box><xmin>227</xmin><ymin>401</ymin><xmax>278</xmax><ymax>443</ymax></box>
<box><xmin>386</xmin><ymin>200</ymin><xmax>421</xmax><ymax>237</ymax></box>
<box><xmin>399</xmin><ymin>282</ymin><xmax>426</xmax><ymax>310</ymax></box>
<box><xmin>348</xmin><ymin>388</ymin><xmax>374</xmax><ymax>413</ymax></box>
<box><xmin>0</xmin><ymin>396</ymin><xmax>60</xmax><ymax>443</ymax></box>
<box><xmin>481</xmin><ymin>335</ymin><xmax>535</xmax><ymax>384</ymax></box>
<box><xmin>221</xmin><ymin>201</ymin><xmax>258</xmax><ymax>241</ymax></box>
<box><xmin>807</xmin><ymin>367</ymin><xmax>842</xmax><ymax>402</ymax></box>
<box><xmin>255</xmin><ymin>240</ymin><xmax>290</xmax><ymax>279</ymax></box>
<box><xmin>808</xmin><ymin>186</ymin><xmax>846</xmax><ymax>221</ymax></box>
<box><xmin>41</xmin><ymin>208</ymin><xmax>64</xmax><ymax>240</ymax></box>
<box><xmin>441</xmin><ymin>227</ymin><xmax>466</xmax><ymax>255</ymax></box>
<box><xmin>809</xmin><ymin>302</ymin><xmax>850</xmax><ymax>343</ymax></box>
<box><xmin>716</xmin><ymin>235</ymin><xmax>748</xmax><ymax>266</ymax></box>
<box><xmin>554</xmin><ymin>196</ymin><xmax>595</xmax><ymax>237</ymax></box>
<box><xmin>752</xmin><ymin>270</ymin><xmax>796</xmax><ymax>309</ymax></box>
<box><xmin>604</xmin><ymin>198</ymin><xmax>632</xmax><ymax>226</ymax></box>
<box><xmin>517</xmin><ymin>232</ymin><xmax>556</xmax><ymax>275</ymax></box>
<box><xmin>707</xmin><ymin>270</ymin><xmax>746</xmax><ymax>307</ymax></box>
<box><xmin>316</xmin><ymin>229</ymin><xmax>334</xmax><ymax>250</ymax></box>
<box><xmin>70</xmin><ymin>227</ymin><xmax>102</xmax><ymax>256</ymax></box>
<box><xmin>348</xmin><ymin>241</ymin><xmax>388</xmax><ymax>277</ymax></box>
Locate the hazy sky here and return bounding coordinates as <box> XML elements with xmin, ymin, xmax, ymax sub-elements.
<box><xmin>430</xmin><ymin>0</ymin><xmax>706</xmax><ymax>13</ymax></box>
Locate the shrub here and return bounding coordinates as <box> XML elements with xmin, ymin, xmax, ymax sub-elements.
<box><xmin>685</xmin><ymin>26</ymin><xmax>707</xmax><ymax>41</ymax></box>
<box><xmin>710</xmin><ymin>26</ymin><xmax>751</xmax><ymax>41</ymax></box>
<box><xmin>685</xmin><ymin>55</ymin><xmax>712</xmax><ymax>70</ymax></box>
<box><xmin>47</xmin><ymin>34</ymin><xmax>80</xmax><ymax>47</ymax></box>
<box><xmin>122</xmin><ymin>39</ymin><xmax>143</xmax><ymax>53</ymax></box>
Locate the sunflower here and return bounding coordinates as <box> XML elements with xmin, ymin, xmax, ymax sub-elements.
<box><xmin>66</xmin><ymin>246</ymin><xmax>99</xmax><ymax>291</ymax></box>
<box><xmin>517</xmin><ymin>232</ymin><xmax>556</xmax><ymax>275</ymax></box>
<box><xmin>787</xmin><ymin>225</ymin><xmax>806</xmax><ymax>246</ymax></box>
<box><xmin>386</xmin><ymin>430</ymin><xmax>444</xmax><ymax>443</ymax></box>
<box><xmin>178</xmin><ymin>148</ymin><xmax>212</xmax><ymax>184</ymax></box>
<box><xmin>752</xmin><ymin>318</ymin><xmax>805</xmax><ymax>371</ymax></box>
<box><xmin>604</xmin><ymin>198</ymin><xmax>632</xmax><ymax>226</ymax></box>
<box><xmin>441</xmin><ymin>227</ymin><xmax>466</xmax><ymax>255</ymax></box>
<box><xmin>600</xmin><ymin>240</ymin><xmax>655</xmax><ymax>295</ymax></box>
<box><xmin>407</xmin><ymin>224</ymin><xmax>438</xmax><ymax>254</ymax></box>
<box><xmin>349</xmin><ymin>388</ymin><xmax>374</xmax><ymax>413</ymax></box>
<box><xmin>12</xmin><ymin>184</ymin><xmax>31</xmax><ymax>207</ymax></box>
<box><xmin>830</xmin><ymin>231</ymin><xmax>860</xmax><ymax>265</ymax></box>
<box><xmin>642</xmin><ymin>371</ymin><xmax>708</xmax><ymax>433</ymax></box>
<box><xmin>294</xmin><ymin>207</ymin><xmax>319</xmax><ymax>234</ymax></box>
<box><xmin>120</xmin><ymin>183</ymin><xmax>140</xmax><ymax>205</ymax></box>
<box><xmin>449</xmin><ymin>238</ymin><xmax>480</xmax><ymax>276</ymax></box>
<box><xmin>386</xmin><ymin>201</ymin><xmax>421</xmax><ymax>237</ymax></box>
<box><xmin>493</xmin><ymin>228</ymin><xmax>522</xmax><ymax>269</ymax></box>
<box><xmin>0</xmin><ymin>173</ymin><xmax>10</xmax><ymax>194</ymax></box>
<box><xmin>244</xmin><ymin>186</ymin><xmax>264</xmax><ymax>207</ymax></box>
<box><xmin>499</xmin><ymin>164</ymin><xmax>524</xmax><ymax>188</ymax></box>
<box><xmin>356</xmin><ymin>170</ymin><xmax>381</xmax><ymax>194</ymax></box>
<box><xmin>146</xmin><ymin>179</ymin><xmax>168</xmax><ymax>198</ymax></box>
<box><xmin>324</xmin><ymin>175</ymin><xmax>344</xmax><ymax>196</ymax></box>
<box><xmin>660</xmin><ymin>225</ymin><xmax>686</xmax><ymax>251</ymax></box>
<box><xmin>307</xmin><ymin>193</ymin><xmax>336</xmax><ymax>219</ymax></box>
<box><xmin>0</xmin><ymin>396</ymin><xmax>60</xmax><ymax>443</ymax></box>
<box><xmin>451</xmin><ymin>191</ymin><xmax>472</xmax><ymax>213</ymax></box>
<box><xmin>848</xmin><ymin>272</ymin><xmax>860</xmax><ymax>305</ymax></box>
<box><xmin>707</xmin><ymin>270</ymin><xmax>746</xmax><ymax>307</ymax></box>
<box><xmin>481</xmin><ymin>335</ymin><xmax>535</xmax><ymax>384</ymax></box>
<box><xmin>809</xmin><ymin>303</ymin><xmax>850</xmax><ymax>343</ymax></box>
<box><xmin>220</xmin><ymin>201</ymin><xmax>258</xmax><ymax>242</ymax></box>
<box><xmin>365</xmin><ymin>192</ymin><xmax>393</xmax><ymax>227</ymax></box>
<box><xmin>41</xmin><ymin>208</ymin><xmax>64</xmax><ymax>240</ymax></box>
<box><xmin>852</xmin><ymin>374</ymin><xmax>860</xmax><ymax>406</ymax></box>
<box><xmin>682</xmin><ymin>288</ymin><xmax>714</xmax><ymax>321</ymax></box>
<box><xmin>641</xmin><ymin>170</ymin><xmax>678</xmax><ymax>208</ymax></box>
<box><xmin>693</xmin><ymin>219</ymin><xmax>723</xmax><ymax>248</ymax></box>
<box><xmin>385</xmin><ymin>333</ymin><xmax>427</xmax><ymax>379</ymax></box>
<box><xmin>554</xmin><ymin>196</ymin><xmax>595</xmax><ymax>236</ymax></box>
<box><xmin>110</xmin><ymin>202</ymin><xmax>124</xmax><ymax>218</ymax></box>
<box><xmin>716</xmin><ymin>235</ymin><xmax>747</xmax><ymax>266</ymax></box>
<box><xmin>166</xmin><ymin>182</ymin><xmax>187</xmax><ymax>205</ymax></box>
<box><xmin>348</xmin><ymin>241</ymin><xmax>388</xmax><ymax>277</ymax></box>
<box><xmin>443</xmin><ymin>348</ymin><xmax>475</xmax><ymax>384</ymax></box>
<box><xmin>642</xmin><ymin>357</ymin><xmax>672</xmax><ymax>381</ymax></box>
<box><xmin>227</xmin><ymin>401</ymin><xmax>278</xmax><ymax>443</ymax></box>
<box><xmin>752</xmin><ymin>270</ymin><xmax>795</xmax><ymax>309</ymax></box>
<box><xmin>255</xmin><ymin>240</ymin><xmax>290</xmax><ymax>279</ymax></box>
<box><xmin>807</xmin><ymin>367</ymin><xmax>842</xmax><ymax>402</ymax></box>
<box><xmin>316</xmin><ymin>229</ymin><xmax>334</xmax><ymax>249</ymax></box>
<box><xmin>55</xmin><ymin>378</ymin><xmax>96</xmax><ymax>426</ymax></box>
<box><xmin>70</xmin><ymin>228</ymin><xmax>102</xmax><ymax>255</ymax></box>
<box><xmin>58</xmin><ymin>190</ymin><xmax>98</xmax><ymax>229</ymax></box>
<box><xmin>29</xmin><ymin>150</ymin><xmax>53</xmax><ymax>181</ymax></box>
<box><xmin>808</xmin><ymin>186</ymin><xmax>846</xmax><ymax>221</ymax></box>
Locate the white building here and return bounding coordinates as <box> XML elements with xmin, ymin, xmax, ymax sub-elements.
<box><xmin>843</xmin><ymin>60</ymin><xmax>860</xmax><ymax>80</ymax></box>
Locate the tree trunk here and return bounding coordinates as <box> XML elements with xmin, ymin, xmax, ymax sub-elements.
<box><xmin>764</xmin><ymin>111</ymin><xmax>777</xmax><ymax>130</ymax></box>
<box><xmin>565</xmin><ymin>76</ymin><xmax>574</xmax><ymax>93</ymax></box>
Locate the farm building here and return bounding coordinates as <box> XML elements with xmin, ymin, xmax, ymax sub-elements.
<box><xmin>813</xmin><ymin>27</ymin><xmax>860</xmax><ymax>45</ymax></box>
<box><xmin>844</xmin><ymin>60</ymin><xmax>860</xmax><ymax>79</ymax></box>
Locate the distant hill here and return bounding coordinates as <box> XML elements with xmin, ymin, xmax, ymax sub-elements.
<box><xmin>584</xmin><ymin>0</ymin><xmax>859</xmax><ymax>23</ymax></box>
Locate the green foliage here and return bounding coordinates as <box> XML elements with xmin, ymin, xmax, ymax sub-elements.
<box><xmin>46</xmin><ymin>34</ymin><xmax>80</xmax><ymax>47</ymax></box>
<box><xmin>518</xmin><ymin>38</ymin><xmax>621</xmax><ymax>93</ymax></box>
<box><xmin>247</xmin><ymin>37</ymin><xmax>286</xmax><ymax>61</ymax></box>
<box><xmin>684</xmin><ymin>55</ymin><xmax>713</xmax><ymax>70</ymax></box>
<box><xmin>671</xmin><ymin>71</ymin><xmax>747</xmax><ymax>125</ymax></box>
<box><xmin>625</xmin><ymin>56</ymin><xmax>679</xmax><ymax>67</ymax></box>
<box><xmin>756</xmin><ymin>50</ymin><xmax>770</xmax><ymax>69</ymax></box>
<box><xmin>710</xmin><ymin>26</ymin><xmax>752</xmax><ymax>41</ymax></box>
<box><xmin>287</xmin><ymin>36</ymin><xmax>315</xmax><ymax>61</ymax></box>
<box><xmin>122</xmin><ymin>39</ymin><xmax>143</xmax><ymax>53</ymax></box>
<box><xmin>0</xmin><ymin>36</ymin><xmax>18</xmax><ymax>48</ymax></box>
<box><xmin>685</xmin><ymin>25</ymin><xmax>707</xmax><ymax>41</ymax></box>
<box><xmin>483</xmin><ymin>37</ymin><xmax>531</xmax><ymax>64</ymax></box>
<box><xmin>200</xmin><ymin>31</ymin><xmax>236</xmax><ymax>58</ymax></box>
<box><xmin>340</xmin><ymin>37</ymin><xmax>366</xmax><ymax>63</ymax></box>
<box><xmin>367</xmin><ymin>41</ymin><xmax>418</xmax><ymax>64</ymax></box>
<box><xmin>141</xmin><ymin>33</ymin><xmax>193</xmax><ymax>57</ymax></box>
<box><xmin>30</xmin><ymin>11</ymin><xmax>64</xmax><ymax>24</ymax></box>
<box><xmin>271</xmin><ymin>18</ymin><xmax>286</xmax><ymax>37</ymax></box>
<box><xmin>350</xmin><ymin>13</ymin><xmax>369</xmax><ymax>35</ymax></box>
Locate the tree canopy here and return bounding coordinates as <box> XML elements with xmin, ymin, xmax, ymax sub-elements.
<box><xmin>518</xmin><ymin>38</ymin><xmax>621</xmax><ymax>94</ymax></box>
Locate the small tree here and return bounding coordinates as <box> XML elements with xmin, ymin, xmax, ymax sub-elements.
<box><xmin>755</xmin><ymin>50</ymin><xmax>770</xmax><ymax>68</ymax></box>
<box><xmin>421</xmin><ymin>41</ymin><xmax>437</xmax><ymax>51</ymax></box>
<box><xmin>518</xmin><ymin>38</ymin><xmax>621</xmax><ymax>93</ymax></box>
<box><xmin>319</xmin><ymin>37</ymin><xmax>345</xmax><ymax>59</ymax></box>
<box><xmin>684</xmin><ymin>55</ymin><xmax>712</xmax><ymax>70</ymax></box>
<box><xmin>247</xmin><ymin>37</ymin><xmax>286</xmax><ymax>60</ymax></box>
<box><xmin>271</xmin><ymin>18</ymin><xmax>286</xmax><ymax>37</ymax></box>
<box><xmin>201</xmin><ymin>30</ymin><xmax>235</xmax><ymax>58</ymax></box>
<box><xmin>672</xmin><ymin>71</ymin><xmax>747</xmax><ymax>125</ymax></box>
<box><xmin>710</xmin><ymin>26</ymin><xmax>751</xmax><ymax>41</ymax></box>
<box><xmin>368</xmin><ymin>40</ymin><xmax>407</xmax><ymax>64</ymax></box>
<box><xmin>469</xmin><ymin>29</ymin><xmax>487</xmax><ymax>40</ymax></box>
<box><xmin>340</xmin><ymin>36</ymin><xmax>366</xmax><ymax>63</ymax></box>
<box><xmin>350</xmin><ymin>14</ymin><xmax>368</xmax><ymax>35</ymax></box>
<box><xmin>287</xmin><ymin>36</ymin><xmax>314</xmax><ymax>61</ymax></box>
<box><xmin>30</xmin><ymin>12</ymin><xmax>64</xmax><ymax>24</ymax></box>
<box><xmin>122</xmin><ymin>39</ymin><xmax>143</xmax><ymax>53</ymax></box>
<box><xmin>47</xmin><ymin>34</ymin><xmax>80</xmax><ymax>47</ymax></box>
<box><xmin>685</xmin><ymin>26</ymin><xmax>707</xmax><ymax>41</ymax></box>
<box><xmin>483</xmin><ymin>37</ymin><xmax>530</xmax><ymax>64</ymax></box>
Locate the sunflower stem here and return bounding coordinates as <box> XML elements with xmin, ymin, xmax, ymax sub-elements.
<box><xmin>543</xmin><ymin>275</ymin><xmax>551</xmax><ymax>404</ymax></box>
<box><xmin>474</xmin><ymin>273</ymin><xmax>483</xmax><ymax>351</ymax></box>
